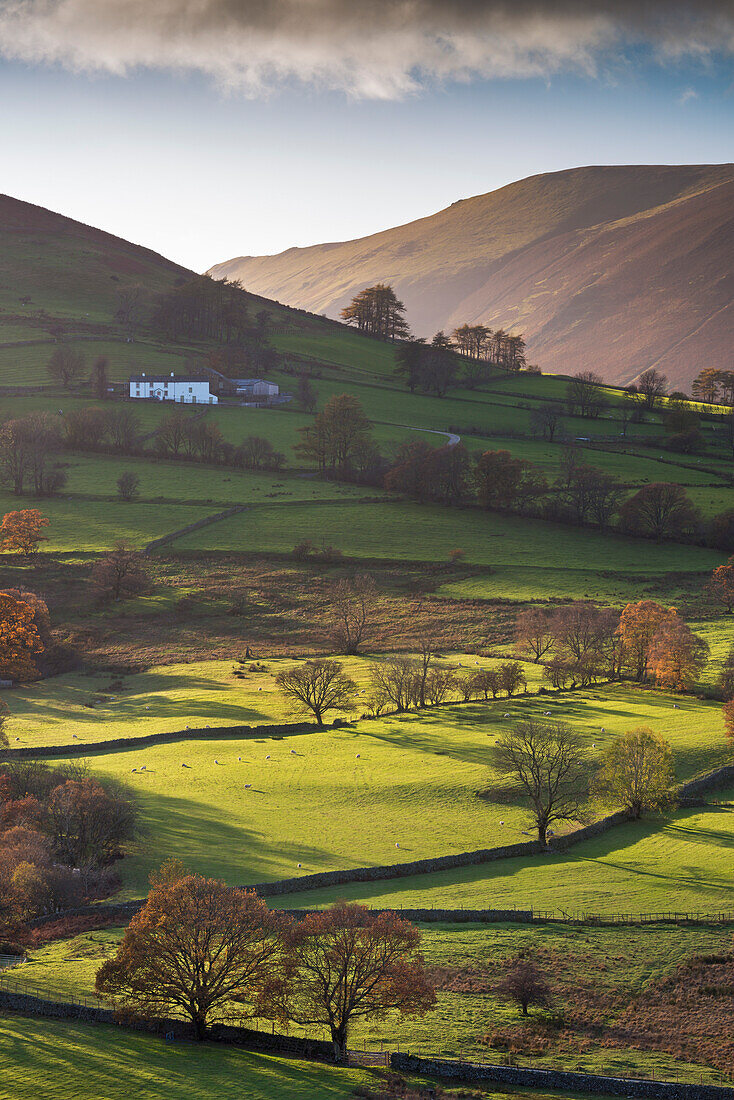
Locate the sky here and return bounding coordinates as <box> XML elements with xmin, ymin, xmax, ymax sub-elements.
<box><xmin>0</xmin><ymin>0</ymin><xmax>733</xmax><ymax>272</ymax></box>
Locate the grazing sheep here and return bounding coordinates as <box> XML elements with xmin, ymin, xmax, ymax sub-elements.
<box><xmin>592</xmin><ymin>743</ymin><xmax>596</xmax><ymax>749</ymax></box>
<box><xmin>601</xmin><ymin>727</ymin><xmax>605</xmax><ymax>733</ymax></box>
<box><xmin>544</xmin><ymin>711</ymin><xmax>551</xmax><ymax>716</ymax></box>
<box><xmin>72</xmin><ymin>734</ymin><xmax>78</xmax><ymax>739</ymax></box>
<box><xmin>15</xmin><ymin>737</ymin><xmax>20</xmax><ymax>741</ymax></box>
<box><xmin>266</xmin><ymin>755</ymin><xmax>271</xmax><ymax>760</ymax></box>
<box><xmin>214</xmin><ymin>760</ymin><xmax>220</xmax><ymax>765</ymax></box>
<box><xmin>290</xmin><ymin>749</ymin><xmax>296</xmax><ymax>755</ymax></box>
<box><xmin>297</xmin><ymin>863</ymin><xmax>302</xmax><ymax>868</ymax></box>
<box><xmin>395</xmin><ymin>843</ymin><xmax>400</xmax><ymax>848</ymax></box>
<box><xmin>245</xmin><ymin>784</ymin><xmax>251</xmax><ymax>789</ymax></box>
<box><xmin>673</xmin><ymin>704</ymin><xmax>679</xmax><ymax>709</ymax></box>
<box><xmin>500</xmin><ymin>821</ymin><xmax>504</xmax><ymax>826</ymax></box>
<box><xmin>238</xmin><ymin>757</ymin><xmax>242</xmax><ymax>761</ymax></box>
<box><xmin>131</xmin><ymin>768</ymin><xmax>137</xmax><ymax>773</ymax></box>
<box><xmin>356</xmin><ymin>754</ymin><xmax>360</xmax><ymax>758</ymax></box>
<box><xmin>504</xmin><ymin>713</ymin><xmax>511</xmax><ymax>718</ymax></box>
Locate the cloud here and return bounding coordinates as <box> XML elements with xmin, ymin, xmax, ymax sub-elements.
<box><xmin>678</xmin><ymin>87</ymin><xmax>700</xmax><ymax>104</ymax></box>
<box><xmin>0</xmin><ymin>0</ymin><xmax>732</xmax><ymax>98</ymax></box>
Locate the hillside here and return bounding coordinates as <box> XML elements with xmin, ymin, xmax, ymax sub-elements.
<box><xmin>0</xmin><ymin>192</ymin><xmax>339</xmax><ymax>362</ymax></box>
<box><xmin>209</xmin><ymin>164</ymin><xmax>734</xmax><ymax>390</ymax></box>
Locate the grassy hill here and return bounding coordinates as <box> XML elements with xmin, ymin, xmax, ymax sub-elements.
<box><xmin>209</xmin><ymin>164</ymin><xmax>734</xmax><ymax>390</ymax></box>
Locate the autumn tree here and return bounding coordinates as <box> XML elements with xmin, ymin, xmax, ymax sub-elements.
<box><xmin>47</xmin><ymin>346</ymin><xmax>85</xmax><ymax>388</ymax></box>
<box><xmin>96</xmin><ymin>875</ymin><xmax>283</xmax><ymax>1040</ymax></box>
<box><xmin>638</xmin><ymin>368</ymin><xmax>668</xmax><ymax>410</ymax></box>
<box><xmin>0</xmin><ymin>592</ymin><xmax>44</xmax><ymax>682</ymax></box>
<box><xmin>618</xmin><ymin>600</ymin><xmax>676</xmax><ymax>681</ymax></box>
<box><xmin>647</xmin><ymin>616</ymin><xmax>709</xmax><ymax>690</ymax></box>
<box><xmin>719</xmin><ymin>647</ymin><xmax>734</xmax><ymax>701</ymax></box>
<box><xmin>709</xmin><ymin>557</ymin><xmax>734</xmax><ymax>613</ymax></box>
<box><xmin>619</xmin><ymin>483</ymin><xmax>700</xmax><ymax>541</ymax></box>
<box><xmin>90</xmin><ymin>542</ymin><xmax>151</xmax><ymax>602</ymax></box>
<box><xmin>496</xmin><ymin>957</ymin><xmax>551</xmax><ymax>1017</ymax></box>
<box><xmin>275</xmin><ymin>902</ymin><xmax>435</xmax><ymax>1061</ymax></box>
<box><xmin>340</xmin><ymin>284</ymin><xmax>409</xmax><ymax>341</ymax></box>
<box><xmin>385</xmin><ymin>442</ymin><xmax>471</xmax><ymax>505</ymax></box>
<box><xmin>724</xmin><ymin>699</ymin><xmax>734</xmax><ymax>742</ymax></box>
<box><xmin>595</xmin><ymin>728</ymin><xmax>674</xmax><ymax>818</ymax></box>
<box><xmin>499</xmin><ymin>661</ymin><xmax>527</xmax><ymax>696</ymax></box>
<box><xmin>0</xmin><ymin>510</ymin><xmax>49</xmax><ymax>555</ymax></box>
<box><xmin>326</xmin><ymin>573</ymin><xmax>377</xmax><ymax>655</ymax></box>
<box><xmin>275</xmin><ymin>659</ymin><xmax>356</xmax><ymax>727</ymax></box>
<box><xmin>493</xmin><ymin>720</ymin><xmax>589</xmax><ymax>845</ymax></box>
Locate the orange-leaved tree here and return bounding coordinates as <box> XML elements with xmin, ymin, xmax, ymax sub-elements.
<box><xmin>710</xmin><ymin>557</ymin><xmax>734</xmax><ymax>614</ymax></box>
<box><xmin>96</xmin><ymin>872</ymin><xmax>283</xmax><ymax>1040</ymax></box>
<box><xmin>0</xmin><ymin>591</ymin><xmax>44</xmax><ymax>682</ymax></box>
<box><xmin>724</xmin><ymin>699</ymin><xmax>734</xmax><ymax>743</ymax></box>
<box><xmin>272</xmin><ymin>902</ymin><xmax>436</xmax><ymax>1061</ymax></box>
<box><xmin>0</xmin><ymin>510</ymin><xmax>49</xmax><ymax>556</ymax></box>
<box><xmin>647</xmin><ymin>616</ymin><xmax>709</xmax><ymax>690</ymax></box>
<box><xmin>618</xmin><ymin>600</ymin><xmax>676</xmax><ymax>681</ymax></box>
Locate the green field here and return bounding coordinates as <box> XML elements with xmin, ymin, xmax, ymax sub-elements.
<box><xmin>168</xmin><ymin>499</ymin><xmax>724</xmax><ymax>575</ymax></box>
<box><xmin>0</xmin><ymin>1015</ymin><xmax>375</xmax><ymax>1100</ymax></box>
<box><xmin>32</xmin><ymin>685</ymin><xmax>727</xmax><ymax>900</ymax></box>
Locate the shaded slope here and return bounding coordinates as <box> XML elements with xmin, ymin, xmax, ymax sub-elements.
<box><xmin>210</xmin><ymin>165</ymin><xmax>734</xmax><ymax>387</ymax></box>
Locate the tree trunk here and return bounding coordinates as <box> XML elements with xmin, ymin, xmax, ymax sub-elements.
<box><xmin>537</xmin><ymin>822</ymin><xmax>548</xmax><ymax>846</ymax></box>
<box><xmin>192</xmin><ymin>1013</ymin><xmax>208</xmax><ymax>1041</ymax></box>
<box><xmin>331</xmin><ymin>1023</ymin><xmax>348</xmax><ymax>1062</ymax></box>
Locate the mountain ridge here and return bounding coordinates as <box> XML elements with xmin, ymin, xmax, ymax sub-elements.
<box><xmin>209</xmin><ymin>164</ymin><xmax>734</xmax><ymax>388</ymax></box>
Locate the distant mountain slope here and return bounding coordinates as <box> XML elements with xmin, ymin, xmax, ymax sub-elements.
<box><xmin>209</xmin><ymin>165</ymin><xmax>734</xmax><ymax>388</ymax></box>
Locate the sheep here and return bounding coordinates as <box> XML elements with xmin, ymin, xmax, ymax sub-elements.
<box><xmin>592</xmin><ymin>743</ymin><xmax>596</xmax><ymax>749</ymax></box>
<box><xmin>544</xmin><ymin>711</ymin><xmax>551</xmax><ymax>716</ymax></box>
<box><xmin>72</xmin><ymin>734</ymin><xmax>78</xmax><ymax>739</ymax></box>
<box><xmin>15</xmin><ymin>737</ymin><xmax>20</xmax><ymax>742</ymax></box>
<box><xmin>504</xmin><ymin>713</ymin><xmax>511</xmax><ymax>718</ymax></box>
<box><xmin>297</xmin><ymin>863</ymin><xmax>302</xmax><ymax>868</ymax></box>
<box><xmin>395</xmin><ymin>843</ymin><xmax>400</xmax><ymax>848</ymax></box>
<box><xmin>140</xmin><ymin>765</ymin><xmax>146</xmax><ymax>771</ymax></box>
<box><xmin>600</xmin><ymin>727</ymin><xmax>605</xmax><ymax>733</ymax></box>
<box><xmin>499</xmin><ymin>821</ymin><xmax>504</xmax><ymax>826</ymax></box>
<box><xmin>214</xmin><ymin>760</ymin><xmax>220</xmax><ymax>765</ymax></box>
<box><xmin>290</xmin><ymin>749</ymin><xmax>296</xmax><ymax>755</ymax></box>
<box><xmin>131</xmin><ymin>768</ymin><xmax>137</xmax><ymax>773</ymax></box>
<box><xmin>181</xmin><ymin>763</ymin><xmax>190</xmax><ymax>768</ymax></box>
<box><xmin>356</xmin><ymin>754</ymin><xmax>361</xmax><ymax>759</ymax></box>
<box><xmin>245</xmin><ymin>784</ymin><xmax>251</xmax><ymax>789</ymax></box>
<box><xmin>266</xmin><ymin>755</ymin><xmax>271</xmax><ymax>760</ymax></box>
<box><xmin>238</xmin><ymin>757</ymin><xmax>242</xmax><ymax>762</ymax></box>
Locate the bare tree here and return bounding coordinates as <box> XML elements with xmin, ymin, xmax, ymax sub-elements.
<box><xmin>515</xmin><ymin>608</ymin><xmax>556</xmax><ymax>662</ymax></box>
<box><xmin>529</xmin><ymin>402</ymin><xmax>563</xmax><ymax>441</ymax></box>
<box><xmin>275</xmin><ymin>659</ymin><xmax>356</xmax><ymax>727</ymax></box>
<box><xmin>368</xmin><ymin>658</ymin><xmax>419</xmax><ymax>714</ymax></box>
<box><xmin>496</xmin><ymin>958</ymin><xmax>551</xmax><ymax>1016</ymax></box>
<box><xmin>493</xmin><ymin>720</ymin><xmax>589</xmax><ymax>844</ymax></box>
<box><xmin>90</xmin><ymin>542</ymin><xmax>151</xmax><ymax>602</ymax></box>
<box><xmin>116</xmin><ymin>472</ymin><xmax>140</xmax><ymax>501</ymax></box>
<box><xmin>327</xmin><ymin>574</ymin><xmax>377</xmax><ymax>655</ymax></box>
<box><xmin>47</xmin><ymin>346</ymin><xmax>85</xmax><ymax>388</ymax></box>
<box><xmin>638</xmin><ymin>368</ymin><xmax>668</xmax><ymax>410</ymax></box>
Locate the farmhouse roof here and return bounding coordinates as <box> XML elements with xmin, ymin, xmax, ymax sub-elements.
<box><xmin>129</xmin><ymin>374</ymin><xmax>207</xmax><ymax>383</ymax></box>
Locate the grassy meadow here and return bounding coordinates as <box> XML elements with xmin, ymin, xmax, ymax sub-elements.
<box><xmin>30</xmin><ymin>685</ymin><xmax>727</xmax><ymax>900</ymax></box>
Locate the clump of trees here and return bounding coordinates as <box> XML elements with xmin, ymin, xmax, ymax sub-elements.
<box><xmin>296</xmin><ymin>394</ymin><xmax>381</xmax><ymax>481</ymax></box>
<box><xmin>340</xmin><ymin>284</ymin><xmax>409</xmax><ymax>341</ymax></box>
<box><xmin>153</xmin><ymin>276</ymin><xmax>254</xmax><ymax>343</ymax></box>
<box><xmin>97</xmin><ymin>878</ymin><xmax>435</xmax><ymax>1059</ymax></box>
<box><xmin>692</xmin><ymin>369</ymin><xmax>734</xmax><ymax>406</ymax></box>
<box><xmin>0</xmin><ymin>761</ymin><xmax>136</xmax><ymax>933</ymax></box>
<box><xmin>514</xmin><ymin>599</ymin><xmax>708</xmax><ymax>691</ymax></box>
<box><xmin>619</xmin><ymin>483</ymin><xmax>701</xmax><ymax>541</ymax></box>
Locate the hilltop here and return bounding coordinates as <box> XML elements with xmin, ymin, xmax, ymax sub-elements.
<box><xmin>209</xmin><ymin>164</ymin><xmax>734</xmax><ymax>390</ymax></box>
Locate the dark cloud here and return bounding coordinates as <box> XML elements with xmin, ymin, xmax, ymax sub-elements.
<box><xmin>0</xmin><ymin>0</ymin><xmax>732</xmax><ymax>97</ymax></box>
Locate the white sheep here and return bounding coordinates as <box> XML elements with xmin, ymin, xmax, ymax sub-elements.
<box><xmin>245</xmin><ymin>784</ymin><xmax>251</xmax><ymax>789</ymax></box>
<box><xmin>140</xmin><ymin>765</ymin><xmax>146</xmax><ymax>771</ymax></box>
<box><xmin>356</xmin><ymin>754</ymin><xmax>361</xmax><ymax>759</ymax></box>
<box><xmin>504</xmin><ymin>713</ymin><xmax>511</xmax><ymax>718</ymax></box>
<box><xmin>500</xmin><ymin>821</ymin><xmax>504</xmax><ymax>826</ymax></box>
<box><xmin>395</xmin><ymin>842</ymin><xmax>400</xmax><ymax>848</ymax></box>
<box><xmin>131</xmin><ymin>768</ymin><xmax>137</xmax><ymax>773</ymax></box>
<box><xmin>72</xmin><ymin>734</ymin><xmax>78</xmax><ymax>739</ymax></box>
<box><xmin>238</xmin><ymin>757</ymin><xmax>242</xmax><ymax>761</ymax></box>
<box><xmin>290</xmin><ymin>749</ymin><xmax>296</xmax><ymax>755</ymax></box>
<box><xmin>266</xmin><ymin>755</ymin><xmax>271</xmax><ymax>760</ymax></box>
<box><xmin>297</xmin><ymin>863</ymin><xmax>302</xmax><ymax>868</ymax></box>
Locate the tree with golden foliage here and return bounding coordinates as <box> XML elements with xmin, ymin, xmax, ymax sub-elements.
<box><xmin>709</xmin><ymin>557</ymin><xmax>734</xmax><ymax>614</ymax></box>
<box><xmin>595</xmin><ymin>728</ymin><xmax>674</xmax><ymax>818</ymax></box>
<box><xmin>724</xmin><ymin>699</ymin><xmax>734</xmax><ymax>742</ymax></box>
<box><xmin>0</xmin><ymin>510</ymin><xmax>49</xmax><ymax>556</ymax></box>
<box><xmin>96</xmin><ymin>873</ymin><xmax>283</xmax><ymax>1040</ymax></box>
<box><xmin>618</xmin><ymin>600</ymin><xmax>676</xmax><ymax>681</ymax></box>
<box><xmin>0</xmin><ymin>592</ymin><xmax>44</xmax><ymax>682</ymax></box>
<box><xmin>647</xmin><ymin>617</ymin><xmax>709</xmax><ymax>690</ymax></box>
<box><xmin>273</xmin><ymin>902</ymin><xmax>435</xmax><ymax>1061</ymax></box>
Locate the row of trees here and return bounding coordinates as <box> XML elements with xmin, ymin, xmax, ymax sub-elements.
<box><xmin>516</xmin><ymin>599</ymin><xmax>708</xmax><ymax>691</ymax></box>
<box><xmin>97</xmin><ymin>870</ymin><xmax>434</xmax><ymax>1056</ymax></box>
<box><xmin>691</xmin><ymin>368</ymin><xmax>734</xmax><ymax>406</ymax></box>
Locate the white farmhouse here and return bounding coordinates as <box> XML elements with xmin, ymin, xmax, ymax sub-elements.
<box><xmin>129</xmin><ymin>373</ymin><xmax>218</xmax><ymax>404</ymax></box>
